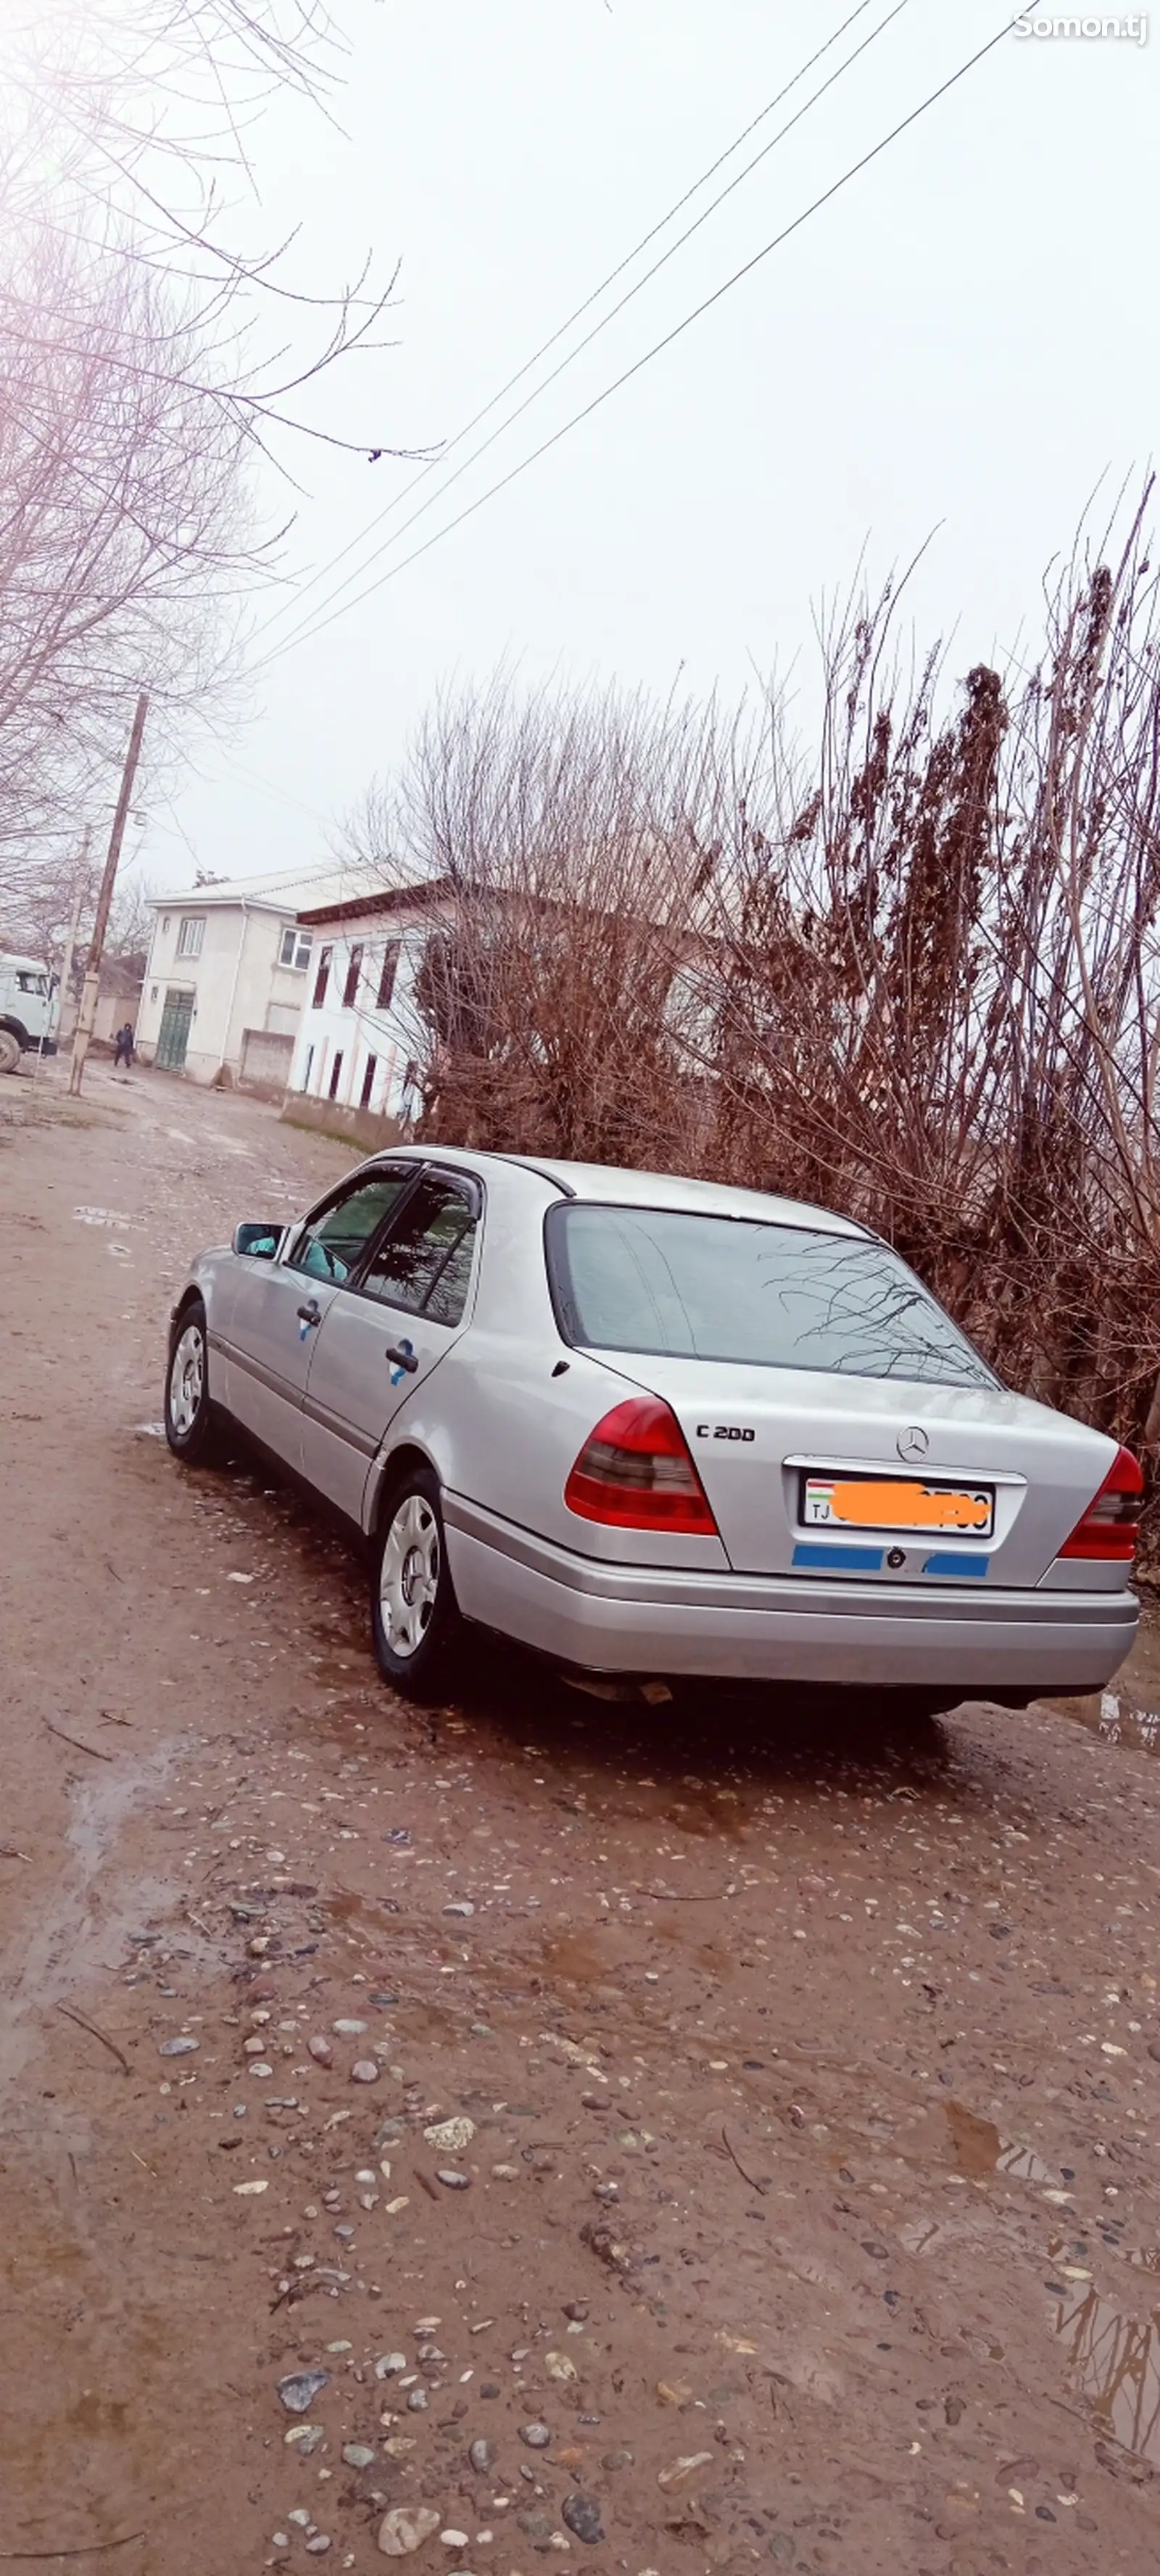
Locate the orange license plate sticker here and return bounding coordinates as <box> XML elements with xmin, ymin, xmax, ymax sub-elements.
<box><xmin>814</xmin><ymin>1480</ymin><xmax>991</xmax><ymax>1533</ymax></box>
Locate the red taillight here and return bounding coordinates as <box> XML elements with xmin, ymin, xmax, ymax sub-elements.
<box><xmin>1059</xmin><ymin>1445</ymin><xmax>1144</xmax><ymax>1562</ymax></box>
<box><xmin>564</xmin><ymin>1397</ymin><xmax>718</xmax><ymax>1536</ymax></box>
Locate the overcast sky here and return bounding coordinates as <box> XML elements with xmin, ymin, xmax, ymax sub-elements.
<box><xmin>141</xmin><ymin>0</ymin><xmax>1159</xmax><ymax>898</ymax></box>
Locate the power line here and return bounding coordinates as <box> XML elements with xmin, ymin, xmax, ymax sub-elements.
<box><xmin>260</xmin><ymin>0</ymin><xmax>912</xmax><ymax>664</ymax></box>
<box><xmin>247</xmin><ymin>0</ymin><xmax>895</xmax><ymax>650</ymax></box>
<box><xmin>260</xmin><ymin>15</ymin><xmax>1016</xmax><ymax>675</ymax></box>
<box><xmin>216</xmin><ymin>754</ymin><xmax>335</xmax><ymax>827</ymax></box>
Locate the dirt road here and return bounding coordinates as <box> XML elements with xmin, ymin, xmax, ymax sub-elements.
<box><xmin>2</xmin><ymin>1062</ymin><xmax>1159</xmax><ymax>2576</ymax></box>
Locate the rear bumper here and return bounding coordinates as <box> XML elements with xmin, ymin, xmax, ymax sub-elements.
<box><xmin>442</xmin><ymin>1493</ymin><xmax>1138</xmax><ymax>1691</ymax></box>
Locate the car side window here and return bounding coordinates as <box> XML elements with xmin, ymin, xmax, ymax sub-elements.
<box><xmin>289</xmin><ymin>1171</ymin><xmax>413</xmax><ymax>1285</ymax></box>
<box><xmin>360</xmin><ymin>1174</ymin><xmax>479</xmax><ymax>1325</ymax></box>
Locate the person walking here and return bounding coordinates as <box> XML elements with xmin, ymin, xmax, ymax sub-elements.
<box><xmin>112</xmin><ymin>1022</ymin><xmax>135</xmax><ymax>1074</ymax></box>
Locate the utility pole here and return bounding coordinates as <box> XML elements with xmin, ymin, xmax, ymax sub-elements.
<box><xmin>69</xmin><ymin>693</ymin><xmax>149</xmax><ymax>1098</ymax></box>
<box><xmin>57</xmin><ymin>827</ymin><xmax>92</xmax><ymax>1056</ymax></box>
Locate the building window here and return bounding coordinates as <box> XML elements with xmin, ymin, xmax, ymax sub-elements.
<box><xmin>360</xmin><ymin>1053</ymin><xmax>378</xmax><ymax>1109</ymax></box>
<box><xmin>150</xmin><ymin>985</ymin><xmax>158</xmax><ymax>1003</ymax></box>
<box><xmin>328</xmin><ymin>1049</ymin><xmax>344</xmax><ymax>1101</ymax></box>
<box><xmin>162</xmin><ymin>916</ymin><xmax>171</xmax><ymax>934</ymax></box>
<box><xmin>342</xmin><ymin>944</ymin><xmax>364</xmax><ymax>1009</ymax></box>
<box><xmin>279</xmin><ymin>924</ymin><xmax>313</xmax><ymax>971</ymax></box>
<box><xmin>376</xmin><ymin>941</ymin><xmax>401</xmax><ymax>1011</ymax></box>
<box><xmin>176</xmin><ymin>914</ymin><xmax>205</xmax><ymax>958</ymax></box>
<box><xmin>302</xmin><ymin>1044</ymin><xmax>315</xmax><ymax>1093</ymax></box>
<box><xmin>312</xmin><ymin>945</ymin><xmax>332</xmax><ymax>1008</ymax></box>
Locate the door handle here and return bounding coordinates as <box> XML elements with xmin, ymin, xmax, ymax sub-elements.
<box><xmin>297</xmin><ymin>1301</ymin><xmax>321</xmax><ymax>1327</ymax></box>
<box><xmin>385</xmin><ymin>1343</ymin><xmax>418</xmax><ymax>1373</ymax></box>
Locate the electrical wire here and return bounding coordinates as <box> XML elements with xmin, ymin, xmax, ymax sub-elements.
<box><xmin>260</xmin><ymin>0</ymin><xmax>912</xmax><ymax>661</ymax></box>
<box><xmin>247</xmin><ymin>0</ymin><xmax>896</xmax><ymax>649</ymax></box>
<box><xmin>257</xmin><ymin>14</ymin><xmax>1016</xmax><ymax>676</ymax></box>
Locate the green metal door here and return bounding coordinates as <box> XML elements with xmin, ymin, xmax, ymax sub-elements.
<box><xmin>155</xmin><ymin>987</ymin><xmax>194</xmax><ymax>1072</ymax></box>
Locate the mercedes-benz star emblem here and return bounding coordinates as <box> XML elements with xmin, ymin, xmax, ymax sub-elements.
<box><xmin>897</xmin><ymin>1425</ymin><xmax>929</xmax><ymax>1462</ymax></box>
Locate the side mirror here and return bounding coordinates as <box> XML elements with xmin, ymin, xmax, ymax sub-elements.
<box><xmin>233</xmin><ymin>1221</ymin><xmax>281</xmax><ymax>1259</ymax></box>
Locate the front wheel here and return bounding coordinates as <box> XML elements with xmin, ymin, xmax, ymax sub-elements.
<box><xmin>371</xmin><ymin>1467</ymin><xmax>463</xmax><ymax>1699</ymax></box>
<box><xmin>0</xmin><ymin>1030</ymin><xmax>22</xmax><ymax>1077</ymax></box>
<box><xmin>165</xmin><ymin>1299</ymin><xmax>222</xmax><ymax>1464</ymax></box>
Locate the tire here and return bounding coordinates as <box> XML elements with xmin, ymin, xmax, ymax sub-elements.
<box><xmin>165</xmin><ymin>1298</ymin><xmax>222</xmax><ymax>1465</ymax></box>
<box><xmin>0</xmin><ymin>1030</ymin><xmax>22</xmax><ymax>1077</ymax></box>
<box><xmin>370</xmin><ymin>1465</ymin><xmax>463</xmax><ymax>1699</ymax></box>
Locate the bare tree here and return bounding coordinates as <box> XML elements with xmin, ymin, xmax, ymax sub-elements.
<box><xmin>0</xmin><ymin>225</ymin><xmax>259</xmax><ymax>904</ymax></box>
<box><xmin>3</xmin><ymin>1</ymin><xmax>407</xmax><ymax>464</ymax></box>
<box><xmin>0</xmin><ymin>0</ymin><xmax>413</xmax><ymax>930</ymax></box>
<box><xmin>378</xmin><ymin>676</ymin><xmax>758</xmax><ymax>1165</ymax></box>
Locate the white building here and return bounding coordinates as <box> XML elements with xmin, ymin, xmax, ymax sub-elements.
<box><xmin>136</xmin><ymin>868</ymin><xmax>356</xmax><ymax>1085</ymax></box>
<box><xmin>286</xmin><ymin>881</ymin><xmax>460</xmax><ymax>1122</ymax></box>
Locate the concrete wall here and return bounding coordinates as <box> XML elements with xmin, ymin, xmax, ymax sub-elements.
<box><xmin>280</xmin><ymin>1093</ymin><xmax>405</xmax><ymax>1154</ymax></box>
<box><xmin>94</xmin><ymin>994</ymin><xmax>128</xmax><ymax>1044</ymax></box>
<box><xmin>240</xmin><ymin>1027</ymin><xmax>295</xmax><ymax>1094</ymax></box>
<box><xmin>136</xmin><ymin>903</ymin><xmax>311</xmax><ymax>1080</ymax></box>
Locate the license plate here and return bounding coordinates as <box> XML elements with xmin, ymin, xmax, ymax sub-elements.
<box><xmin>802</xmin><ymin>1473</ymin><xmax>995</xmax><ymax>1540</ymax></box>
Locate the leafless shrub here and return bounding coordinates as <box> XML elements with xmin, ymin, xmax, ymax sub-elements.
<box><xmin>707</xmin><ymin>492</ymin><xmax>1160</xmax><ymax>1472</ymax></box>
<box><xmin>371</xmin><ymin>496</ymin><xmax>1160</xmax><ymax>1515</ymax></box>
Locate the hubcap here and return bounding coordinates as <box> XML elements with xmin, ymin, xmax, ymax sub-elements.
<box><xmin>381</xmin><ymin>1493</ymin><xmax>439</xmax><ymax>1659</ymax></box>
<box><xmin>169</xmin><ymin>1322</ymin><xmax>204</xmax><ymax>1436</ymax></box>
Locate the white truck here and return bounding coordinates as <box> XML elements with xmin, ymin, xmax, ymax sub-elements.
<box><xmin>0</xmin><ymin>952</ymin><xmax>58</xmax><ymax>1074</ymax></box>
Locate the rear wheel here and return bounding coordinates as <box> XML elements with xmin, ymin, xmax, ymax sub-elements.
<box><xmin>0</xmin><ymin>1030</ymin><xmax>22</xmax><ymax>1076</ymax></box>
<box><xmin>165</xmin><ymin>1299</ymin><xmax>222</xmax><ymax>1464</ymax></box>
<box><xmin>371</xmin><ymin>1466</ymin><xmax>463</xmax><ymax>1699</ymax></box>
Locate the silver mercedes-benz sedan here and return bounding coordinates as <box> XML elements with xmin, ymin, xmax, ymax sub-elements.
<box><xmin>164</xmin><ymin>1146</ymin><xmax>1142</xmax><ymax>1707</ymax></box>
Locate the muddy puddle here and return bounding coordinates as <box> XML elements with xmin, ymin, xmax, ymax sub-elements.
<box><xmin>1045</xmin><ymin>1614</ymin><xmax>1160</xmax><ymax>1756</ymax></box>
<box><xmin>897</xmin><ymin>2098</ymin><xmax>1057</xmax><ymax>2185</ymax></box>
<box><xmin>0</xmin><ymin>1748</ymin><xmax>178</xmax><ymax>2097</ymax></box>
<box><xmin>1051</xmin><ymin>2279</ymin><xmax>1160</xmax><ymax>2464</ymax></box>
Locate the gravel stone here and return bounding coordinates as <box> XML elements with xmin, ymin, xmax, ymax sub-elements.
<box><xmin>561</xmin><ymin>2495</ymin><xmax>605</xmax><ymax>2546</ymax></box>
<box><xmin>376</xmin><ymin>2505</ymin><xmax>442</xmax><ymax>2556</ymax></box>
<box><xmin>277</xmin><ymin>2369</ymin><xmax>331</xmax><ymax>2414</ymax></box>
<box><xmin>423</xmin><ymin>2117</ymin><xmax>476</xmax><ymax>2151</ymax></box>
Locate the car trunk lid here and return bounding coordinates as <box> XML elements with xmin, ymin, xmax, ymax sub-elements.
<box><xmin>577</xmin><ymin>1351</ymin><xmax>1117</xmax><ymax>1589</ymax></box>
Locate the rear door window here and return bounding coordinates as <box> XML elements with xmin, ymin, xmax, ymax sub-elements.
<box><xmin>546</xmin><ymin>1204</ymin><xmax>995</xmax><ymax>1388</ymax></box>
<box><xmin>361</xmin><ymin>1172</ymin><xmax>480</xmax><ymax>1325</ymax></box>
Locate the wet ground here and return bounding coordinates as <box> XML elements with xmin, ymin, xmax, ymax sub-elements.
<box><xmin>2</xmin><ymin>1062</ymin><xmax>1160</xmax><ymax>2575</ymax></box>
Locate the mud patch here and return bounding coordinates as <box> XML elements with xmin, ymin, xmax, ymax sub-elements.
<box><xmin>1051</xmin><ymin>2279</ymin><xmax>1160</xmax><ymax>2464</ymax></box>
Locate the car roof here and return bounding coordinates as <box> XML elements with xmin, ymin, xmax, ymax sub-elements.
<box><xmin>373</xmin><ymin>1143</ymin><xmax>866</xmax><ymax>1238</ymax></box>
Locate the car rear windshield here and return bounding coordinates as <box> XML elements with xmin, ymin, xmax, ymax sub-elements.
<box><xmin>545</xmin><ymin>1204</ymin><xmax>996</xmax><ymax>1388</ymax></box>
